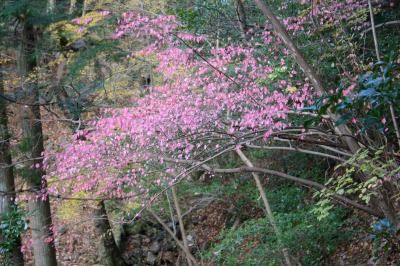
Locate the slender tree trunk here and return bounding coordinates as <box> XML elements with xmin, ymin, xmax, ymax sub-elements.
<box><xmin>367</xmin><ymin>0</ymin><xmax>400</xmax><ymax>151</ymax></box>
<box><xmin>69</xmin><ymin>0</ymin><xmax>76</xmax><ymax>14</ymax></box>
<box><xmin>18</xmin><ymin>20</ymin><xmax>57</xmax><ymax>266</ymax></box>
<box><xmin>92</xmin><ymin>200</ymin><xmax>126</xmax><ymax>266</ymax></box>
<box><xmin>236</xmin><ymin>148</ymin><xmax>292</xmax><ymax>266</ymax></box>
<box><xmin>47</xmin><ymin>0</ymin><xmax>55</xmax><ymax>13</ymax></box>
<box><xmin>171</xmin><ymin>187</ymin><xmax>192</xmax><ymax>266</ymax></box>
<box><xmin>0</xmin><ymin>64</ymin><xmax>24</xmax><ymax>266</ymax></box>
<box><xmin>82</xmin><ymin>0</ymin><xmax>87</xmax><ymax>16</ymax></box>
<box><xmin>235</xmin><ymin>0</ymin><xmax>250</xmax><ymax>41</ymax></box>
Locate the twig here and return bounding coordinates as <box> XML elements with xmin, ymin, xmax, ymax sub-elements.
<box><xmin>318</xmin><ymin>145</ymin><xmax>353</xmax><ymax>157</ymax></box>
<box><xmin>245</xmin><ymin>144</ymin><xmax>348</xmax><ymax>162</ymax></box>
<box><xmin>363</xmin><ymin>20</ymin><xmax>400</xmax><ymax>36</ymax></box>
<box><xmin>368</xmin><ymin>0</ymin><xmax>381</xmax><ymax>61</ymax></box>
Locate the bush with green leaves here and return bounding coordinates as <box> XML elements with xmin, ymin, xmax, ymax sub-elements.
<box><xmin>0</xmin><ymin>206</ymin><xmax>27</xmax><ymax>264</ymax></box>
<box><xmin>313</xmin><ymin>147</ymin><xmax>400</xmax><ymax>220</ymax></box>
<box><xmin>203</xmin><ymin>187</ymin><xmax>352</xmax><ymax>266</ymax></box>
<box><xmin>303</xmin><ymin>61</ymin><xmax>400</xmax><ymax>136</ymax></box>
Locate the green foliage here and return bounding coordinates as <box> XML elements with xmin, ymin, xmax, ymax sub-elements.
<box><xmin>179</xmin><ymin>178</ymin><xmax>230</xmax><ymax>195</ymax></box>
<box><xmin>174</xmin><ymin>158</ymin><xmax>351</xmax><ymax>265</ymax></box>
<box><xmin>170</xmin><ymin>0</ymin><xmax>247</xmax><ymax>42</ymax></box>
<box><xmin>16</xmin><ymin>137</ymin><xmax>32</xmax><ymax>153</ymax></box>
<box><xmin>174</xmin><ymin>7</ymin><xmax>202</xmax><ymax>31</ymax></box>
<box><xmin>303</xmin><ymin>61</ymin><xmax>400</xmax><ymax>136</ymax></box>
<box><xmin>0</xmin><ymin>0</ymin><xmax>67</xmax><ymax>40</ymax></box>
<box><xmin>266</xmin><ymin>185</ymin><xmax>306</xmax><ymax>213</ymax></box>
<box><xmin>57</xmin><ymin>192</ymin><xmax>87</xmax><ymax>220</ymax></box>
<box><xmin>203</xmin><ymin>203</ymin><xmax>350</xmax><ymax>265</ymax></box>
<box><xmin>312</xmin><ymin>147</ymin><xmax>400</xmax><ymax>220</ymax></box>
<box><xmin>0</xmin><ymin>0</ymin><xmax>47</xmax><ymax>21</ymax></box>
<box><xmin>282</xmin><ymin>152</ymin><xmax>328</xmax><ymax>184</ymax></box>
<box><xmin>0</xmin><ymin>206</ymin><xmax>27</xmax><ymax>264</ymax></box>
<box><xmin>171</xmin><ymin>149</ymin><xmax>352</xmax><ymax>265</ymax></box>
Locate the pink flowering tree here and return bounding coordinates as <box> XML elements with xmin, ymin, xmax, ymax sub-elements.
<box><xmin>46</xmin><ymin>12</ymin><xmax>309</xmax><ymax>200</ymax></box>
<box><xmin>43</xmin><ymin>2</ymin><xmax>388</xmax><ymax>224</ymax></box>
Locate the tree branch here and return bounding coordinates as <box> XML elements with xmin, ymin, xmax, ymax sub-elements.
<box><xmin>147</xmin><ymin>209</ymin><xmax>199</xmax><ymax>266</ymax></box>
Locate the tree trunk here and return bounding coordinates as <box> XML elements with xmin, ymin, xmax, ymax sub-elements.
<box><xmin>235</xmin><ymin>0</ymin><xmax>250</xmax><ymax>41</ymax></box>
<box><xmin>69</xmin><ymin>0</ymin><xmax>76</xmax><ymax>14</ymax></box>
<box><xmin>47</xmin><ymin>0</ymin><xmax>55</xmax><ymax>13</ymax></box>
<box><xmin>366</xmin><ymin>0</ymin><xmax>400</xmax><ymax>229</ymax></box>
<box><xmin>82</xmin><ymin>0</ymin><xmax>87</xmax><ymax>16</ymax></box>
<box><xmin>92</xmin><ymin>200</ymin><xmax>126</xmax><ymax>266</ymax></box>
<box><xmin>18</xmin><ymin>20</ymin><xmax>57</xmax><ymax>266</ymax></box>
<box><xmin>0</xmin><ymin>63</ymin><xmax>24</xmax><ymax>266</ymax></box>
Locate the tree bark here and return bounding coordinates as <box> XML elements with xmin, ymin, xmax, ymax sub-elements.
<box><xmin>0</xmin><ymin>62</ymin><xmax>24</xmax><ymax>266</ymax></box>
<box><xmin>235</xmin><ymin>0</ymin><xmax>250</xmax><ymax>41</ymax></box>
<box><xmin>18</xmin><ymin>20</ymin><xmax>57</xmax><ymax>266</ymax></box>
<box><xmin>82</xmin><ymin>0</ymin><xmax>87</xmax><ymax>16</ymax></box>
<box><xmin>92</xmin><ymin>200</ymin><xmax>126</xmax><ymax>266</ymax></box>
<box><xmin>47</xmin><ymin>0</ymin><xmax>55</xmax><ymax>13</ymax></box>
<box><xmin>69</xmin><ymin>0</ymin><xmax>76</xmax><ymax>14</ymax></box>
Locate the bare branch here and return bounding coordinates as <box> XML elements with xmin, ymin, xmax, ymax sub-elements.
<box><xmin>148</xmin><ymin>209</ymin><xmax>199</xmax><ymax>266</ymax></box>
<box><xmin>245</xmin><ymin>144</ymin><xmax>348</xmax><ymax>162</ymax></box>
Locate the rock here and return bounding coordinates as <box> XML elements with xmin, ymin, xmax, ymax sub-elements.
<box><xmin>145</xmin><ymin>251</ymin><xmax>157</xmax><ymax>265</ymax></box>
<box><xmin>186</xmin><ymin>234</ymin><xmax>194</xmax><ymax>242</ymax></box>
<box><xmin>149</xmin><ymin>241</ymin><xmax>161</xmax><ymax>253</ymax></box>
<box><xmin>68</xmin><ymin>39</ymin><xmax>87</xmax><ymax>50</ymax></box>
<box><xmin>58</xmin><ymin>225</ymin><xmax>68</xmax><ymax>235</ymax></box>
<box><xmin>186</xmin><ymin>234</ymin><xmax>194</xmax><ymax>247</ymax></box>
<box><xmin>123</xmin><ymin>255</ymin><xmax>139</xmax><ymax>266</ymax></box>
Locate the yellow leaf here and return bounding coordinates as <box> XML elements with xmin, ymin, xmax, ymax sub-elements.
<box><xmin>286</xmin><ymin>86</ymin><xmax>297</xmax><ymax>94</ymax></box>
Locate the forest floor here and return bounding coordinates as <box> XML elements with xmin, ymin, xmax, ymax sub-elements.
<box><xmin>20</xmin><ymin>197</ymin><xmax>400</xmax><ymax>266</ymax></box>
